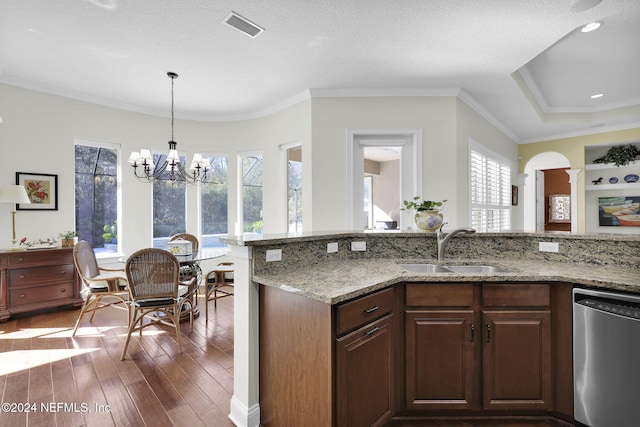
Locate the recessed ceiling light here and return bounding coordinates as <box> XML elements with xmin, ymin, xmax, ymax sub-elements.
<box><xmin>581</xmin><ymin>21</ymin><xmax>602</xmax><ymax>32</ymax></box>
<box><xmin>590</xmin><ymin>93</ymin><xmax>604</xmax><ymax>99</ymax></box>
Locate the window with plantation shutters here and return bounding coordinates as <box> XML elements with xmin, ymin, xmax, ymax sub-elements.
<box><xmin>469</xmin><ymin>141</ymin><xmax>511</xmax><ymax>232</ymax></box>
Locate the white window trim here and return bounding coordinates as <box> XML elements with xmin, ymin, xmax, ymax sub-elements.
<box><xmin>468</xmin><ymin>139</ymin><xmax>512</xmax><ymax>232</ymax></box>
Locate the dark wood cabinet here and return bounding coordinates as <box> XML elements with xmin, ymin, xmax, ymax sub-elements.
<box><xmin>259</xmin><ymin>284</ymin><xmax>396</xmax><ymax>426</ymax></box>
<box><xmin>482</xmin><ymin>310</ymin><xmax>551</xmax><ymax>410</ymax></box>
<box><xmin>481</xmin><ymin>283</ymin><xmax>552</xmax><ymax>411</ymax></box>
<box><xmin>335</xmin><ymin>286</ymin><xmax>395</xmax><ymax>426</ymax></box>
<box><xmin>405</xmin><ymin>284</ymin><xmax>476</xmax><ymax>410</ymax></box>
<box><xmin>404</xmin><ymin>283</ymin><xmax>552</xmax><ymax>414</ymax></box>
<box><xmin>0</xmin><ymin>248</ymin><xmax>82</xmax><ymax>321</ymax></box>
<box><xmin>336</xmin><ymin>313</ymin><xmax>394</xmax><ymax>427</ymax></box>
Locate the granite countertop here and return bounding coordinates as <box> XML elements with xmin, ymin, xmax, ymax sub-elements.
<box><xmin>251</xmin><ymin>258</ymin><xmax>640</xmax><ymax>305</ymax></box>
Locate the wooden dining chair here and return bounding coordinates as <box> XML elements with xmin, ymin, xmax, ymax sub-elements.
<box><xmin>120</xmin><ymin>248</ymin><xmax>197</xmax><ymax>360</ymax></box>
<box><xmin>204</xmin><ymin>262</ymin><xmax>234</xmax><ymax>322</ymax></box>
<box><xmin>72</xmin><ymin>240</ymin><xmax>130</xmax><ymax>336</ymax></box>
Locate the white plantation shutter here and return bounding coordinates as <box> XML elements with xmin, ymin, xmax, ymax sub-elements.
<box><xmin>470</xmin><ymin>142</ymin><xmax>511</xmax><ymax>232</ymax></box>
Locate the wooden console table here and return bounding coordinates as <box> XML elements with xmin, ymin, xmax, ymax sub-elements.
<box><xmin>0</xmin><ymin>247</ymin><xmax>82</xmax><ymax>321</ymax></box>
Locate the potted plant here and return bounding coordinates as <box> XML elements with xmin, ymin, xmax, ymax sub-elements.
<box><xmin>402</xmin><ymin>197</ymin><xmax>447</xmax><ymax>231</ymax></box>
<box><xmin>59</xmin><ymin>231</ymin><xmax>78</xmax><ymax>247</ymax></box>
<box><xmin>592</xmin><ymin>144</ymin><xmax>640</xmax><ymax>167</ymax></box>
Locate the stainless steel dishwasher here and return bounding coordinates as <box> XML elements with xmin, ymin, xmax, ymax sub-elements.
<box><xmin>573</xmin><ymin>287</ymin><xmax>640</xmax><ymax>427</ymax></box>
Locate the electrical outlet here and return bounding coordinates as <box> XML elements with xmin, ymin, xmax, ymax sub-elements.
<box><xmin>538</xmin><ymin>242</ymin><xmax>559</xmax><ymax>253</ymax></box>
<box><xmin>266</xmin><ymin>249</ymin><xmax>282</xmax><ymax>262</ymax></box>
<box><xmin>327</xmin><ymin>242</ymin><xmax>338</xmax><ymax>253</ymax></box>
<box><xmin>351</xmin><ymin>241</ymin><xmax>366</xmax><ymax>251</ymax></box>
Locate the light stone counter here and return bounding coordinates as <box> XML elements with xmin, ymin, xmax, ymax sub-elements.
<box><xmin>223</xmin><ymin>231</ymin><xmax>640</xmax><ymax>427</ymax></box>
<box><xmin>251</xmin><ymin>258</ymin><xmax>640</xmax><ymax>305</ymax></box>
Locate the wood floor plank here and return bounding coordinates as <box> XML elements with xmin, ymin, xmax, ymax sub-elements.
<box><xmin>126</xmin><ymin>379</ymin><xmax>174</xmax><ymax>427</ymax></box>
<box><xmin>0</xmin><ymin>296</ymin><xmax>235</xmax><ymax>426</ymax></box>
<box><xmin>100</xmin><ymin>375</ymin><xmax>144</xmax><ymax>426</ymax></box>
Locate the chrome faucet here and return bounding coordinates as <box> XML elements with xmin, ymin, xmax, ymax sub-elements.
<box><xmin>436</xmin><ymin>222</ymin><xmax>476</xmax><ymax>261</ymax></box>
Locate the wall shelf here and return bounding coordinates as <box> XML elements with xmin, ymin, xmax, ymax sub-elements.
<box><xmin>586</xmin><ymin>183</ymin><xmax>640</xmax><ymax>191</ymax></box>
<box><xmin>585</xmin><ymin>160</ymin><xmax>640</xmax><ymax>171</ymax></box>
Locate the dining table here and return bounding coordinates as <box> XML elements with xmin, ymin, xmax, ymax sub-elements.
<box><xmin>173</xmin><ymin>247</ymin><xmax>228</xmax><ymax>320</ymax></box>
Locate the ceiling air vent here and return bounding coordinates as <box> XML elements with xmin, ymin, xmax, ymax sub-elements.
<box><xmin>224</xmin><ymin>12</ymin><xmax>264</xmax><ymax>38</ymax></box>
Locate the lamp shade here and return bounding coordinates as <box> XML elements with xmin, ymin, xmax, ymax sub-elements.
<box><xmin>0</xmin><ymin>185</ymin><xmax>31</xmax><ymax>204</ymax></box>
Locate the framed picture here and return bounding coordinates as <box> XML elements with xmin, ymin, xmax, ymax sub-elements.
<box><xmin>598</xmin><ymin>196</ymin><xmax>640</xmax><ymax>227</ymax></box>
<box><xmin>15</xmin><ymin>172</ymin><xmax>58</xmax><ymax>211</ymax></box>
<box><xmin>511</xmin><ymin>185</ymin><xmax>518</xmax><ymax>206</ymax></box>
<box><xmin>549</xmin><ymin>194</ymin><xmax>571</xmax><ymax>223</ymax></box>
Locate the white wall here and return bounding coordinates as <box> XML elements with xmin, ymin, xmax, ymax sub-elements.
<box><xmin>0</xmin><ymin>84</ymin><xmax>310</xmax><ymax>260</ymax></box>
<box><xmin>309</xmin><ymin>96</ymin><xmax>460</xmax><ymax>230</ymax></box>
<box><xmin>456</xmin><ymin>99</ymin><xmax>520</xmax><ymax>229</ymax></box>
<box><xmin>1</xmin><ymin>84</ymin><xmax>518</xmax><ymax>250</ymax></box>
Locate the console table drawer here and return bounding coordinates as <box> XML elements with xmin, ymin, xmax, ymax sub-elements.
<box><xmin>9</xmin><ymin>264</ymin><xmax>76</xmax><ymax>287</ymax></box>
<box><xmin>10</xmin><ymin>283</ymin><xmax>73</xmax><ymax>307</ymax></box>
<box><xmin>7</xmin><ymin>250</ymin><xmax>73</xmax><ymax>267</ymax></box>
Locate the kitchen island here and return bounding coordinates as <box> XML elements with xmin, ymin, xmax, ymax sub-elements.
<box><xmin>223</xmin><ymin>231</ymin><xmax>640</xmax><ymax>427</ymax></box>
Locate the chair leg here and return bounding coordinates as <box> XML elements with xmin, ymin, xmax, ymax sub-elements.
<box><xmin>71</xmin><ymin>295</ymin><xmax>93</xmax><ymax>336</ymax></box>
<box><xmin>120</xmin><ymin>309</ymin><xmax>143</xmax><ymax>361</ymax></box>
<box><xmin>173</xmin><ymin>308</ymin><xmax>183</xmax><ymax>353</ymax></box>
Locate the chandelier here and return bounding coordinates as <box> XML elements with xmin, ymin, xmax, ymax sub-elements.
<box><xmin>128</xmin><ymin>72</ymin><xmax>211</xmax><ymax>184</ymax></box>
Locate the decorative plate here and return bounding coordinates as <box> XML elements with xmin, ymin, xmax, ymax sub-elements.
<box><xmin>624</xmin><ymin>174</ymin><xmax>639</xmax><ymax>183</ymax></box>
<box><xmin>609</xmin><ymin>177</ymin><xmax>618</xmax><ymax>184</ymax></box>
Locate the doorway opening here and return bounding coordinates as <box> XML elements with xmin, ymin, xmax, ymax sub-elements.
<box><xmin>348</xmin><ymin>129</ymin><xmax>422</xmax><ymax>230</ymax></box>
<box><xmin>364</xmin><ymin>146</ymin><xmax>401</xmax><ymax>230</ymax></box>
<box><xmin>523</xmin><ymin>152</ymin><xmax>572</xmax><ymax>232</ymax></box>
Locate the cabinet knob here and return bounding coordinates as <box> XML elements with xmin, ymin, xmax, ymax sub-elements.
<box><xmin>19</xmin><ymin>274</ymin><xmax>26</xmax><ymax>279</ymax></box>
<box><xmin>60</xmin><ymin>270</ymin><xmax>67</xmax><ymax>275</ymax></box>
<box><xmin>60</xmin><ymin>288</ymin><xmax>66</xmax><ymax>293</ymax></box>
<box><xmin>486</xmin><ymin>324</ymin><xmax>492</xmax><ymax>343</ymax></box>
<box><xmin>19</xmin><ymin>294</ymin><xmax>25</xmax><ymax>299</ymax></box>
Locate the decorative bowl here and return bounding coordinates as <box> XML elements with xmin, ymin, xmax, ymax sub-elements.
<box><xmin>624</xmin><ymin>174</ymin><xmax>639</xmax><ymax>183</ymax></box>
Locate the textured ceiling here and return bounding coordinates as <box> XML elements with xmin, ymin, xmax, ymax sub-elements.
<box><xmin>0</xmin><ymin>0</ymin><xmax>639</xmax><ymax>143</ymax></box>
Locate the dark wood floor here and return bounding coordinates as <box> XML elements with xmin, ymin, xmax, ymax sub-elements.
<box><xmin>0</xmin><ymin>294</ymin><xmax>235</xmax><ymax>427</ymax></box>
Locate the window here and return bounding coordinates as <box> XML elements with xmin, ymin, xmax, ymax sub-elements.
<box><xmin>287</xmin><ymin>146</ymin><xmax>302</xmax><ymax>233</ymax></box>
<box><xmin>200</xmin><ymin>155</ymin><xmax>228</xmax><ymax>248</ymax></box>
<box><xmin>364</xmin><ymin>176</ymin><xmax>373</xmax><ymax>229</ymax></box>
<box><xmin>242</xmin><ymin>154</ymin><xmax>263</xmax><ymax>234</ymax></box>
<box><xmin>152</xmin><ymin>152</ymin><xmax>186</xmax><ymax>247</ymax></box>
<box><xmin>74</xmin><ymin>140</ymin><xmax>119</xmax><ymax>254</ymax></box>
<box><xmin>469</xmin><ymin>141</ymin><xmax>511</xmax><ymax>232</ymax></box>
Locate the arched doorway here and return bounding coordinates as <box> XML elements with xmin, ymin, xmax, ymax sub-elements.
<box><xmin>524</xmin><ymin>152</ymin><xmax>575</xmax><ymax>232</ymax></box>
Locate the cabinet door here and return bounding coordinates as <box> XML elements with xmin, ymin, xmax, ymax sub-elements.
<box><xmin>405</xmin><ymin>310</ymin><xmax>476</xmax><ymax>410</ymax></box>
<box><xmin>336</xmin><ymin>314</ymin><xmax>394</xmax><ymax>427</ymax></box>
<box><xmin>482</xmin><ymin>310</ymin><xmax>552</xmax><ymax>410</ymax></box>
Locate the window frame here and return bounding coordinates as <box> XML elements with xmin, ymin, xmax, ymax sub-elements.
<box><xmin>73</xmin><ymin>138</ymin><xmax>122</xmax><ymax>259</ymax></box>
<box><xmin>468</xmin><ymin>140</ymin><xmax>512</xmax><ymax>232</ymax></box>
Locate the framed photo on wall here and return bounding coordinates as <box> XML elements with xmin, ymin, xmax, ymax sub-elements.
<box><xmin>16</xmin><ymin>172</ymin><xmax>58</xmax><ymax>210</ymax></box>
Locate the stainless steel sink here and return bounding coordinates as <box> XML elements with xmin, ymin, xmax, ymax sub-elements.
<box><xmin>398</xmin><ymin>263</ymin><xmax>510</xmax><ymax>273</ymax></box>
<box><xmin>443</xmin><ymin>265</ymin><xmax>511</xmax><ymax>273</ymax></box>
<box><xmin>397</xmin><ymin>263</ymin><xmax>452</xmax><ymax>273</ymax></box>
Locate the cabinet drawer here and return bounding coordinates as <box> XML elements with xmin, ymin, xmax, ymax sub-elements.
<box><xmin>336</xmin><ymin>287</ymin><xmax>394</xmax><ymax>336</ymax></box>
<box><xmin>7</xmin><ymin>249</ymin><xmax>73</xmax><ymax>267</ymax></box>
<box><xmin>9</xmin><ymin>264</ymin><xmax>75</xmax><ymax>287</ymax></box>
<box><xmin>10</xmin><ymin>283</ymin><xmax>73</xmax><ymax>307</ymax></box>
<box><xmin>482</xmin><ymin>284</ymin><xmax>550</xmax><ymax>307</ymax></box>
<box><xmin>406</xmin><ymin>284</ymin><xmax>474</xmax><ymax>307</ymax></box>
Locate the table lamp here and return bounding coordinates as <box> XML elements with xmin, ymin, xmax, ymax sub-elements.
<box><xmin>0</xmin><ymin>184</ymin><xmax>31</xmax><ymax>250</ymax></box>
